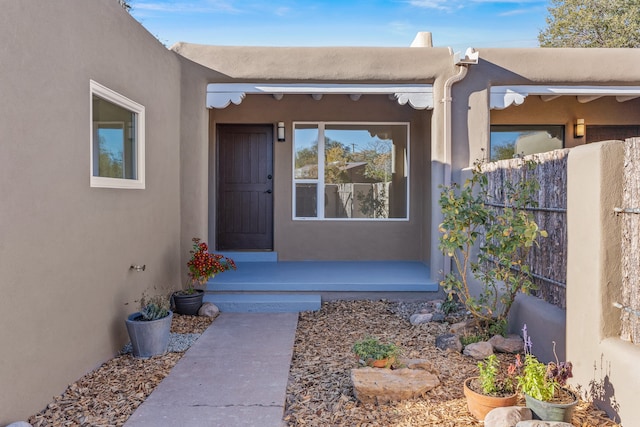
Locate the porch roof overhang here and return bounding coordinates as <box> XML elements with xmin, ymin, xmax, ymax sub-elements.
<box><xmin>490</xmin><ymin>85</ymin><xmax>640</xmax><ymax>110</ymax></box>
<box><xmin>206</xmin><ymin>83</ymin><xmax>434</xmax><ymax>110</ymax></box>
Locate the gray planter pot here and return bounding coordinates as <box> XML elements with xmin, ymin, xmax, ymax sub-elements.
<box><xmin>125</xmin><ymin>311</ymin><xmax>173</xmax><ymax>358</ymax></box>
<box><xmin>172</xmin><ymin>290</ymin><xmax>204</xmax><ymax>315</ymax></box>
<box><xmin>524</xmin><ymin>389</ymin><xmax>579</xmax><ymax>422</ymax></box>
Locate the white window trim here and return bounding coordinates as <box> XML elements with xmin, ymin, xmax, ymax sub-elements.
<box><xmin>292</xmin><ymin>121</ymin><xmax>410</xmax><ymax>221</ymax></box>
<box><xmin>90</xmin><ymin>80</ymin><xmax>145</xmax><ymax>189</ymax></box>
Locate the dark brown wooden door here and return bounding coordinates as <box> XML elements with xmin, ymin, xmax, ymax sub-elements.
<box><xmin>216</xmin><ymin>124</ymin><xmax>274</xmax><ymax>250</ymax></box>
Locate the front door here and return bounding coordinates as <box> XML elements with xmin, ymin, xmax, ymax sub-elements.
<box><xmin>216</xmin><ymin>124</ymin><xmax>274</xmax><ymax>250</ymax></box>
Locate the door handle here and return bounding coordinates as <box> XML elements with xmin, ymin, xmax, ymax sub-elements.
<box><xmin>265</xmin><ymin>189</ymin><xmax>272</xmax><ymax>194</ymax></box>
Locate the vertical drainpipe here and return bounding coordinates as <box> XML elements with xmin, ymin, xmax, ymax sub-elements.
<box><xmin>438</xmin><ymin>49</ymin><xmax>477</xmax><ymax>279</ymax></box>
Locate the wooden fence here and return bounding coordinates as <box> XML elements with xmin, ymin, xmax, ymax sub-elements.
<box><xmin>620</xmin><ymin>138</ymin><xmax>640</xmax><ymax>344</ymax></box>
<box><xmin>481</xmin><ymin>149</ymin><xmax>570</xmax><ymax>308</ymax></box>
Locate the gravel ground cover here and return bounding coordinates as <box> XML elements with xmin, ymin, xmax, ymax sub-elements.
<box><xmin>283</xmin><ymin>299</ymin><xmax>620</xmax><ymax>427</ymax></box>
<box><xmin>26</xmin><ymin>301</ymin><xmax>619</xmax><ymax>426</ymax></box>
<box><xmin>28</xmin><ymin>314</ymin><xmax>213</xmax><ymax>427</ymax></box>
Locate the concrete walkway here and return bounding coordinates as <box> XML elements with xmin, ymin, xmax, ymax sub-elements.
<box><xmin>124</xmin><ymin>312</ymin><xmax>298</xmax><ymax>427</ymax></box>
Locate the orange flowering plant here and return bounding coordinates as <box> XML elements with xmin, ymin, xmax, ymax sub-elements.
<box><xmin>185</xmin><ymin>237</ymin><xmax>236</xmax><ymax>293</ymax></box>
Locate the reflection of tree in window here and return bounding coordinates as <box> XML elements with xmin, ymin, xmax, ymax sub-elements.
<box><xmin>97</xmin><ymin>128</ymin><xmax>124</xmax><ymax>178</ymax></box>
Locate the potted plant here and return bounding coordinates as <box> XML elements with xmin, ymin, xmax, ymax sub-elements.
<box><xmin>463</xmin><ymin>354</ymin><xmax>519</xmax><ymax>420</ymax></box>
<box><xmin>173</xmin><ymin>237</ymin><xmax>236</xmax><ymax>315</ymax></box>
<box><xmin>517</xmin><ymin>325</ymin><xmax>578</xmax><ymax>422</ymax></box>
<box><xmin>438</xmin><ymin>158</ymin><xmax>547</xmax><ymax>332</ymax></box>
<box><xmin>125</xmin><ymin>293</ymin><xmax>172</xmax><ymax>358</ymax></box>
<box><xmin>352</xmin><ymin>337</ymin><xmax>400</xmax><ymax>368</ymax></box>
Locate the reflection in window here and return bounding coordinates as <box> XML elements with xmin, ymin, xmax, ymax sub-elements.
<box><xmin>293</xmin><ymin>123</ymin><xmax>409</xmax><ymax>220</ymax></box>
<box><xmin>90</xmin><ymin>80</ymin><xmax>144</xmax><ymax>189</ymax></box>
<box><xmin>490</xmin><ymin>125</ymin><xmax>564</xmax><ymax>161</ymax></box>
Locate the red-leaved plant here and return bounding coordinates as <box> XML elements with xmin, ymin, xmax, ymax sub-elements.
<box><xmin>184</xmin><ymin>238</ymin><xmax>236</xmax><ymax>294</ymax></box>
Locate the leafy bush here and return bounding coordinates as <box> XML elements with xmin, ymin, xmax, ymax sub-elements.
<box><xmin>438</xmin><ymin>158</ymin><xmax>547</xmax><ymax>325</ymax></box>
<box><xmin>352</xmin><ymin>337</ymin><xmax>399</xmax><ymax>367</ymax></box>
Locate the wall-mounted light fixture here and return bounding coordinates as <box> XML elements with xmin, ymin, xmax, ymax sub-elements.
<box><xmin>277</xmin><ymin>122</ymin><xmax>285</xmax><ymax>142</ymax></box>
<box><xmin>574</xmin><ymin>118</ymin><xmax>585</xmax><ymax>138</ymax></box>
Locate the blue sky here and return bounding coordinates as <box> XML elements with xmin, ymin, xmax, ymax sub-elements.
<box><xmin>130</xmin><ymin>0</ymin><xmax>550</xmax><ymax>52</ymax></box>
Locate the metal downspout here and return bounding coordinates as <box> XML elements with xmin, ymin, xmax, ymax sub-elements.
<box><xmin>438</xmin><ymin>55</ymin><xmax>474</xmax><ymax>279</ymax></box>
<box><xmin>442</xmin><ymin>64</ymin><xmax>469</xmax><ymax>189</ymax></box>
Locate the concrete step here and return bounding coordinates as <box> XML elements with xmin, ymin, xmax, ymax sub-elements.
<box><xmin>208</xmin><ymin>261</ymin><xmax>437</xmax><ymax>292</ymax></box>
<box><xmin>204</xmin><ymin>293</ymin><xmax>321</xmax><ymax>313</ymax></box>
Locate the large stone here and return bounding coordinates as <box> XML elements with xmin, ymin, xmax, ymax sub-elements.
<box><xmin>435</xmin><ymin>333</ymin><xmax>463</xmax><ymax>352</ymax></box>
<box><xmin>198</xmin><ymin>302</ymin><xmax>219</xmax><ymax>317</ymax></box>
<box><xmin>6</xmin><ymin>423</ymin><xmax>33</xmax><ymax>427</ymax></box>
<box><xmin>489</xmin><ymin>334</ymin><xmax>524</xmax><ymax>354</ymax></box>
<box><xmin>463</xmin><ymin>341</ymin><xmax>494</xmax><ymax>359</ymax></box>
<box><xmin>351</xmin><ymin>367</ymin><xmax>440</xmax><ymax>404</ymax></box>
<box><xmin>516</xmin><ymin>422</ymin><xmax>573</xmax><ymax>427</ymax></box>
<box><xmin>485</xmin><ymin>406</ymin><xmax>532</xmax><ymax>427</ymax></box>
<box><xmin>410</xmin><ymin>313</ymin><xmax>433</xmax><ymax>325</ymax></box>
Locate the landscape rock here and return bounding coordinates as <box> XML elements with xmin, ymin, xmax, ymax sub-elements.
<box><xmin>198</xmin><ymin>302</ymin><xmax>219</xmax><ymax>317</ymax></box>
<box><xmin>485</xmin><ymin>406</ymin><xmax>532</xmax><ymax>427</ymax></box>
<box><xmin>489</xmin><ymin>334</ymin><xmax>525</xmax><ymax>354</ymax></box>
<box><xmin>6</xmin><ymin>423</ymin><xmax>33</xmax><ymax>427</ymax></box>
<box><xmin>410</xmin><ymin>313</ymin><xmax>433</xmax><ymax>325</ymax></box>
<box><xmin>431</xmin><ymin>312</ymin><xmax>446</xmax><ymax>322</ymax></box>
<box><xmin>351</xmin><ymin>367</ymin><xmax>440</xmax><ymax>404</ymax></box>
<box><xmin>398</xmin><ymin>358</ymin><xmax>437</xmax><ymax>373</ymax></box>
<box><xmin>435</xmin><ymin>333</ymin><xmax>463</xmax><ymax>352</ymax></box>
<box><xmin>450</xmin><ymin>319</ymin><xmax>476</xmax><ymax>335</ymax></box>
<box><xmin>516</xmin><ymin>421</ymin><xmax>573</xmax><ymax>427</ymax></box>
<box><xmin>463</xmin><ymin>341</ymin><xmax>494</xmax><ymax>359</ymax></box>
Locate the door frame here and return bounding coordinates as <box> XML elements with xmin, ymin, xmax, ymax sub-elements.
<box><xmin>212</xmin><ymin>123</ymin><xmax>275</xmax><ymax>251</ymax></box>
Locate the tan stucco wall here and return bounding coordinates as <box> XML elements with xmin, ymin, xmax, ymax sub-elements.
<box><xmin>566</xmin><ymin>140</ymin><xmax>637</xmax><ymax>424</ymax></box>
<box><xmin>175</xmin><ymin>43</ymin><xmax>458</xmax><ymax>265</ymax></box>
<box><xmin>491</xmin><ymin>94</ymin><xmax>640</xmax><ymax>149</ymax></box>
<box><xmin>210</xmin><ymin>95</ymin><xmax>430</xmax><ymax>261</ymax></box>
<box><xmin>0</xmin><ymin>1</ymin><xmax>182</xmax><ymax>423</ymax></box>
<box><xmin>456</xmin><ymin>48</ymin><xmax>640</xmax><ymax>170</ymax></box>
<box><xmin>173</xmin><ymin>43</ymin><xmax>453</xmax><ymax>83</ymax></box>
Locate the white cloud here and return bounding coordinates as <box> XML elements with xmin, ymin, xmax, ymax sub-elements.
<box><xmin>406</xmin><ymin>0</ymin><xmax>451</xmax><ymax>11</ymax></box>
<box><xmin>134</xmin><ymin>1</ymin><xmax>240</xmax><ymax>14</ymax></box>
<box><xmin>274</xmin><ymin>6</ymin><xmax>291</xmax><ymax>17</ymax></box>
<box><xmin>388</xmin><ymin>20</ymin><xmax>414</xmax><ymax>35</ymax></box>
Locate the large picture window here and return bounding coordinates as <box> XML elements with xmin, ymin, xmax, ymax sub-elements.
<box><xmin>90</xmin><ymin>80</ymin><xmax>145</xmax><ymax>189</ymax></box>
<box><xmin>293</xmin><ymin>122</ymin><xmax>409</xmax><ymax>220</ymax></box>
<box><xmin>490</xmin><ymin>125</ymin><xmax>564</xmax><ymax>161</ymax></box>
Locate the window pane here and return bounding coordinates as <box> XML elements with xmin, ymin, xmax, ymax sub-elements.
<box><xmin>92</xmin><ymin>95</ymin><xmax>137</xmax><ymax>179</ymax></box>
<box><xmin>294</xmin><ymin>125</ymin><xmax>318</xmax><ymax>179</ymax></box>
<box><xmin>295</xmin><ymin>184</ymin><xmax>317</xmax><ymax>217</ymax></box>
<box><xmin>490</xmin><ymin>125</ymin><xmax>564</xmax><ymax>161</ymax></box>
<box><xmin>324</xmin><ymin>124</ymin><xmax>406</xmax><ymax>219</ymax></box>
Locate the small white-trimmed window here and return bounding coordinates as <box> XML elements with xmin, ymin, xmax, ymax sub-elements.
<box><xmin>293</xmin><ymin>122</ymin><xmax>409</xmax><ymax>220</ymax></box>
<box><xmin>90</xmin><ymin>80</ymin><xmax>145</xmax><ymax>189</ymax></box>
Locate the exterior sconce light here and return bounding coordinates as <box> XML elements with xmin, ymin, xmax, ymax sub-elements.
<box><xmin>277</xmin><ymin>122</ymin><xmax>285</xmax><ymax>142</ymax></box>
<box><xmin>574</xmin><ymin>118</ymin><xmax>585</xmax><ymax>138</ymax></box>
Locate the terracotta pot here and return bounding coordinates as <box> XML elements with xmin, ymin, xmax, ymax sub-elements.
<box><xmin>463</xmin><ymin>377</ymin><xmax>519</xmax><ymax>420</ymax></box>
<box><xmin>524</xmin><ymin>388</ymin><xmax>578</xmax><ymax>422</ymax></box>
<box><xmin>369</xmin><ymin>357</ymin><xmax>395</xmax><ymax>368</ymax></box>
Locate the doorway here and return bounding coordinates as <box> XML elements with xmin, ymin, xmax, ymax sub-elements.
<box><xmin>216</xmin><ymin>124</ymin><xmax>274</xmax><ymax>251</ymax></box>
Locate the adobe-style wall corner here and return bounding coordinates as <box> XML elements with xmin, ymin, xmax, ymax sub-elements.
<box><xmin>566</xmin><ymin>140</ymin><xmax>636</xmax><ymax>424</ymax></box>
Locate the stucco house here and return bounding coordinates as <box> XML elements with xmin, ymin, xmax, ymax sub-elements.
<box><xmin>2</xmin><ymin>0</ymin><xmax>639</xmax><ymax>424</ymax></box>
